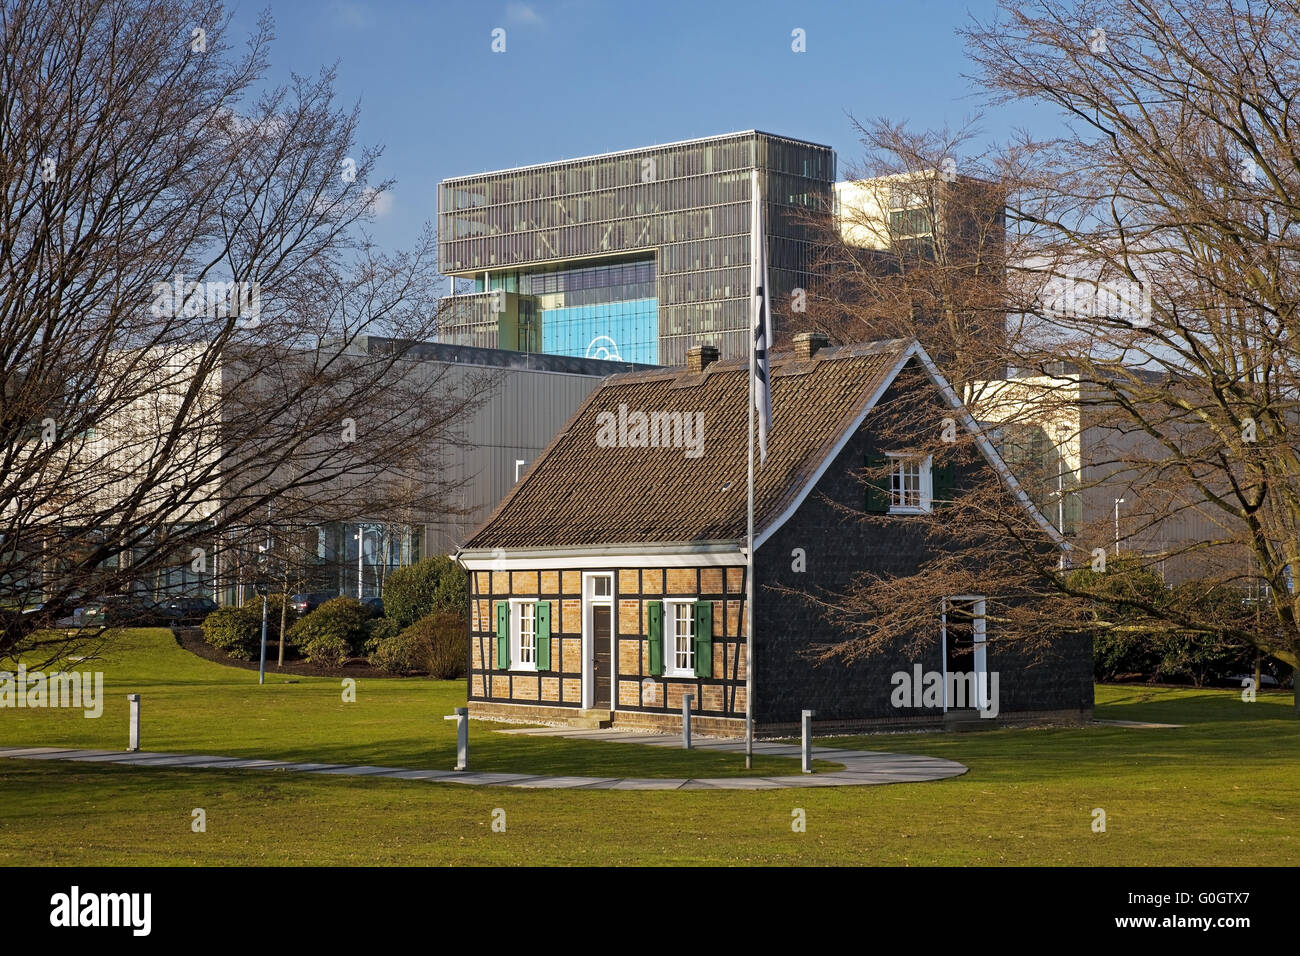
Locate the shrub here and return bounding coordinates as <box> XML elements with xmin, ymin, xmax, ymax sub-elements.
<box><xmin>368</xmin><ymin>611</ymin><xmax>467</xmax><ymax>678</ymax></box>
<box><xmin>423</xmin><ymin>611</ymin><xmax>468</xmax><ymax>679</ymax></box>
<box><xmin>202</xmin><ymin>605</ymin><xmax>262</xmax><ymax>660</ymax></box>
<box><xmin>1093</xmin><ymin>630</ymin><xmax>1162</xmax><ymax>682</ymax></box>
<box><xmin>286</xmin><ymin>596</ymin><xmax>371</xmax><ymax>660</ymax></box>
<box><xmin>301</xmin><ymin>632</ymin><xmax>350</xmax><ymax>667</ymax></box>
<box><xmin>383</xmin><ymin>557</ymin><xmax>467</xmax><ymax>629</ymax></box>
<box><xmin>369</xmin><ymin>626</ymin><xmax>424</xmax><ymax>675</ymax></box>
<box><xmin>363</xmin><ymin>616</ymin><xmax>401</xmax><ymax>656</ymax></box>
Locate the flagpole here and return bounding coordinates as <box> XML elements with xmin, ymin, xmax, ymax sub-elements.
<box><xmin>745</xmin><ymin>170</ymin><xmax>757</xmax><ymax>769</ymax></box>
<box><xmin>746</xmin><ymin>296</ymin><xmax>755</xmax><ymax>770</ymax></box>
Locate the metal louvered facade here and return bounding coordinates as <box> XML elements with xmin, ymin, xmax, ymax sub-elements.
<box><xmin>438</xmin><ymin>130</ymin><xmax>835</xmax><ymax>367</ymax></box>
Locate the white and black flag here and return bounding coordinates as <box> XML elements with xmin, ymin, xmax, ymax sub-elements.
<box><xmin>750</xmin><ymin>168</ymin><xmax>773</xmax><ymax>463</ymax></box>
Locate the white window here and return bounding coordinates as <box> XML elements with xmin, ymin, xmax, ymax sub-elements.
<box><xmin>665</xmin><ymin>600</ymin><xmax>695</xmax><ymax>677</ymax></box>
<box><xmin>887</xmin><ymin>453</ymin><xmax>932</xmax><ymax>513</ymax></box>
<box><xmin>512</xmin><ymin>600</ymin><xmax>537</xmax><ymax>671</ymax></box>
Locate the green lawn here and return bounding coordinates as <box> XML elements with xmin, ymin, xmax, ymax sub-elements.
<box><xmin>0</xmin><ymin>628</ymin><xmax>819</xmax><ymax>777</ymax></box>
<box><xmin>1</xmin><ymin>629</ymin><xmax>1296</xmax><ymax>865</ymax></box>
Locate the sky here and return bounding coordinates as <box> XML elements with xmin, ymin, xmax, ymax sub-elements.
<box><xmin>225</xmin><ymin>0</ymin><xmax>1055</xmax><ymax>259</ymax></box>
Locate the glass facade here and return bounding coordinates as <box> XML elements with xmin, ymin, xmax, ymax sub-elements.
<box><xmin>438</xmin><ymin>131</ymin><xmax>835</xmax><ymax>366</ymax></box>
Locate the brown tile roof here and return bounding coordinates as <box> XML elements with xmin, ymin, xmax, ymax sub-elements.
<box><xmin>462</xmin><ymin>338</ymin><xmax>916</xmax><ymax>551</ymax></box>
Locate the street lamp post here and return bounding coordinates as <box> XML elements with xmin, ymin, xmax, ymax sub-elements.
<box><xmin>1055</xmin><ymin>426</ymin><xmax>1069</xmax><ymax>571</ymax></box>
<box><xmin>355</xmin><ymin>526</ymin><xmax>365</xmax><ymax>599</ymax></box>
<box><xmin>1114</xmin><ymin>498</ymin><xmax>1126</xmax><ymax>556</ymax></box>
<box><xmin>1056</xmin><ymin>425</ymin><xmax>1068</xmax><ymax>534</ymax></box>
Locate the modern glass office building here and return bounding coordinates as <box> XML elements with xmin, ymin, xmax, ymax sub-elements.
<box><xmin>437</xmin><ymin>130</ymin><xmax>836</xmax><ymax>366</ymax></box>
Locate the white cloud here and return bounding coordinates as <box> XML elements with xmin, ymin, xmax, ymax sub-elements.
<box><xmin>506</xmin><ymin>2</ymin><xmax>543</xmax><ymax>26</ymax></box>
<box><xmin>329</xmin><ymin>1</ymin><xmax>372</xmax><ymax>29</ymax></box>
<box><xmin>363</xmin><ymin>187</ymin><xmax>393</xmax><ymax>219</ymax></box>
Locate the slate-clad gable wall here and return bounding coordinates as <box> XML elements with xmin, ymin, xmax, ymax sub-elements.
<box><xmin>754</xmin><ymin>374</ymin><xmax>1094</xmax><ymax>724</ymax></box>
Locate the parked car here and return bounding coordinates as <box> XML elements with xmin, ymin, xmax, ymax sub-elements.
<box><xmin>289</xmin><ymin>591</ymin><xmax>339</xmax><ymax>614</ymax></box>
<box><xmin>361</xmin><ymin>597</ymin><xmax>384</xmax><ymax>617</ymax></box>
<box><xmin>156</xmin><ymin>596</ymin><xmax>219</xmax><ymax>626</ymax></box>
<box><xmin>69</xmin><ymin>594</ymin><xmax>163</xmax><ymax>628</ymax></box>
<box><xmin>1226</xmin><ymin>672</ymin><xmax>1280</xmax><ymax>688</ymax></box>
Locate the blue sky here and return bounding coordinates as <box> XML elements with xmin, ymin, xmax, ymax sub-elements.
<box><xmin>229</xmin><ymin>0</ymin><xmax>1049</xmax><ymax>258</ymax></box>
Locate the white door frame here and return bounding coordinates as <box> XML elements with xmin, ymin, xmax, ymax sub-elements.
<box><xmin>581</xmin><ymin>571</ymin><xmax>615</xmax><ymax>710</ymax></box>
<box><xmin>940</xmin><ymin>595</ymin><xmax>987</xmax><ymax>712</ymax></box>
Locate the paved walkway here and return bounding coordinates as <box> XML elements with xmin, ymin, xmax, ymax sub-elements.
<box><xmin>0</xmin><ymin>732</ymin><xmax>966</xmax><ymax>791</ymax></box>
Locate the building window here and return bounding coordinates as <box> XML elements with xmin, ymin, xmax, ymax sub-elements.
<box><xmin>513</xmin><ymin>600</ymin><xmax>537</xmax><ymax>670</ymax></box>
<box><xmin>667</xmin><ymin>600</ymin><xmax>695</xmax><ymax>676</ymax></box>
<box><xmin>888</xmin><ymin>453</ymin><xmax>932</xmax><ymax>513</ymax></box>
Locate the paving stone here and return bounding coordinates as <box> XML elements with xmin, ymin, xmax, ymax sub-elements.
<box><xmin>69</xmin><ymin>751</ymin><xmax>179</xmax><ymax>763</ymax></box>
<box><xmin>607</xmin><ymin>778</ymin><xmax>687</xmax><ymax>790</ymax></box>
<box><xmin>311</xmin><ymin>765</ymin><xmax>405</xmax><ymax>776</ymax></box>
<box><xmin>383</xmin><ymin>769</ymin><xmax>459</xmax><ymax>780</ymax></box>
<box><xmin>511</xmin><ymin>776</ymin><xmax>617</xmax><ymax>789</ymax></box>
<box><xmin>19</xmin><ymin>748</ymin><xmax>121</xmax><ymax>760</ymax></box>
<box><xmin>438</xmin><ymin>772</ymin><xmax>528</xmax><ymax>786</ymax></box>
<box><xmin>276</xmin><ymin>762</ymin><xmax>346</xmax><ymax>772</ymax></box>
<box><xmin>690</xmin><ymin>777</ymin><xmax>781</xmax><ymax>790</ymax></box>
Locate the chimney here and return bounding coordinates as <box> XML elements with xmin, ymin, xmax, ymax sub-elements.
<box><xmin>792</xmin><ymin>331</ymin><xmax>829</xmax><ymax>361</ymax></box>
<box><xmin>686</xmin><ymin>344</ymin><xmax>719</xmax><ymax>373</ymax></box>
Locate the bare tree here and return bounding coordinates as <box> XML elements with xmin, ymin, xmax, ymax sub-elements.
<box><xmin>789</xmin><ymin>0</ymin><xmax>1300</xmax><ymax>707</ymax></box>
<box><xmin>0</xmin><ymin>0</ymin><xmax>487</xmax><ymax>668</ymax></box>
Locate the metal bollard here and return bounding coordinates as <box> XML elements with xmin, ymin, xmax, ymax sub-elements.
<box><xmin>443</xmin><ymin>706</ymin><xmax>468</xmax><ymax>770</ymax></box>
<box><xmin>682</xmin><ymin>693</ymin><xmax>694</xmax><ymax>750</ymax></box>
<box><xmin>127</xmin><ymin>694</ymin><xmax>140</xmax><ymax>752</ymax></box>
<box><xmin>801</xmin><ymin>709</ymin><xmax>815</xmax><ymax>774</ymax></box>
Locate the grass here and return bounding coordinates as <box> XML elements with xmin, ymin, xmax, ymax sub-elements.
<box><xmin>1</xmin><ymin>629</ymin><xmax>1297</xmax><ymax>865</ymax></box>
<box><xmin>0</xmin><ymin>628</ymin><xmax>822</xmax><ymax>777</ymax></box>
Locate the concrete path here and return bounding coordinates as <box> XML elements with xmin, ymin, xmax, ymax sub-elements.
<box><xmin>0</xmin><ymin>734</ymin><xmax>966</xmax><ymax>791</ymax></box>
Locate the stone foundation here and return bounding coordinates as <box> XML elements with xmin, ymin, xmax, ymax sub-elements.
<box><xmin>467</xmin><ymin>701</ymin><xmax>1093</xmax><ymax>737</ymax></box>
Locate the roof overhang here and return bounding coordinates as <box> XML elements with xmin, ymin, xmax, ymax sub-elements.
<box><xmin>455</xmin><ymin>540</ymin><xmax>745</xmax><ymax>571</ymax></box>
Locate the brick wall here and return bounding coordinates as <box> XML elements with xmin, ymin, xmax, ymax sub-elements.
<box><xmin>468</xmin><ymin>568</ymin><xmax>585</xmax><ymax>709</ymax></box>
<box><xmin>468</xmin><ymin>564</ymin><xmax>750</xmax><ymax>718</ymax></box>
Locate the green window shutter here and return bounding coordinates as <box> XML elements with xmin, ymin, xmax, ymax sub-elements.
<box><xmin>865</xmin><ymin>453</ymin><xmax>891</xmax><ymax>513</ymax></box>
<box><xmin>932</xmin><ymin>462</ymin><xmax>955</xmax><ymax>508</ymax></box>
<box><xmin>495</xmin><ymin>602</ymin><xmax>510</xmax><ymax>670</ymax></box>
<box><xmin>648</xmin><ymin>601</ymin><xmax>664</xmax><ymax>677</ymax></box>
<box><xmin>693</xmin><ymin>602</ymin><xmax>713</xmax><ymax>678</ymax></box>
<box><xmin>535</xmin><ymin>601</ymin><xmax>551</xmax><ymax>671</ymax></box>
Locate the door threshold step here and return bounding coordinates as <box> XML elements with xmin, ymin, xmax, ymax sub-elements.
<box><xmin>573</xmin><ymin>708</ymin><xmax>613</xmax><ymax>729</ymax></box>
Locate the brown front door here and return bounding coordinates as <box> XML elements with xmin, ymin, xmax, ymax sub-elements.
<box><xmin>593</xmin><ymin>605</ymin><xmax>612</xmax><ymax>709</ymax></box>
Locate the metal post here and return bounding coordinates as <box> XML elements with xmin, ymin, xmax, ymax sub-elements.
<box><xmin>356</xmin><ymin>526</ymin><xmax>364</xmax><ymax>598</ymax></box>
<box><xmin>258</xmin><ymin>594</ymin><xmax>268</xmax><ymax>685</ymax></box>
<box><xmin>682</xmin><ymin>693</ymin><xmax>694</xmax><ymax>750</ymax></box>
<box><xmin>127</xmin><ymin>694</ymin><xmax>140</xmax><ymax>751</ymax></box>
<box><xmin>801</xmin><ymin>709</ymin><xmax>815</xmax><ymax>774</ymax></box>
<box><xmin>1114</xmin><ymin>498</ymin><xmax>1125</xmax><ymax>555</ymax></box>
<box><xmin>443</xmin><ymin>707</ymin><xmax>468</xmax><ymax>770</ymax></box>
